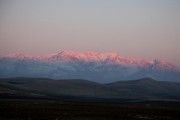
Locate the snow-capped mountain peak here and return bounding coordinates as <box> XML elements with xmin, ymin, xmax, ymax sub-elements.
<box><xmin>4</xmin><ymin>52</ymin><xmax>32</xmax><ymax>59</ymax></box>
<box><xmin>0</xmin><ymin>50</ymin><xmax>179</xmax><ymax>83</ymax></box>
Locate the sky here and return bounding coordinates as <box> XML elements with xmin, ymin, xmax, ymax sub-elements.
<box><xmin>0</xmin><ymin>0</ymin><xmax>180</xmax><ymax>66</ymax></box>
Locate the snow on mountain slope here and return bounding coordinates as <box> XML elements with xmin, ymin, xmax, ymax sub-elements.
<box><xmin>0</xmin><ymin>51</ymin><xmax>179</xmax><ymax>83</ymax></box>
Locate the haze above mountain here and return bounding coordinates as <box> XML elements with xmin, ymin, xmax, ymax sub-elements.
<box><xmin>0</xmin><ymin>50</ymin><xmax>180</xmax><ymax>83</ymax></box>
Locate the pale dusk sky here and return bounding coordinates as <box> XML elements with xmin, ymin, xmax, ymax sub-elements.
<box><xmin>0</xmin><ymin>0</ymin><xmax>180</xmax><ymax>66</ymax></box>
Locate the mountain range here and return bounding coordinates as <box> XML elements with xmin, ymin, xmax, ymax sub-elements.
<box><xmin>0</xmin><ymin>50</ymin><xmax>180</xmax><ymax>83</ymax></box>
<box><xmin>0</xmin><ymin>77</ymin><xmax>180</xmax><ymax>100</ymax></box>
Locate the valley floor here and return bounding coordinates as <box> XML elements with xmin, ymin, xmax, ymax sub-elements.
<box><xmin>0</xmin><ymin>98</ymin><xmax>180</xmax><ymax>120</ymax></box>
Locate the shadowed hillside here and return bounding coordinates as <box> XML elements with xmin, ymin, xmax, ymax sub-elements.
<box><xmin>1</xmin><ymin>77</ymin><xmax>180</xmax><ymax>100</ymax></box>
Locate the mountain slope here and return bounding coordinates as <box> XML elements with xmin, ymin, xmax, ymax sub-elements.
<box><xmin>1</xmin><ymin>77</ymin><xmax>180</xmax><ymax>100</ymax></box>
<box><xmin>0</xmin><ymin>51</ymin><xmax>180</xmax><ymax>83</ymax></box>
<box><xmin>0</xmin><ymin>78</ymin><xmax>119</xmax><ymax>98</ymax></box>
<box><xmin>106</xmin><ymin>78</ymin><xmax>180</xmax><ymax>99</ymax></box>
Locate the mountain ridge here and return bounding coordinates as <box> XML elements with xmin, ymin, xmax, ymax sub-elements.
<box><xmin>1</xmin><ymin>50</ymin><xmax>176</xmax><ymax>67</ymax></box>
<box><xmin>0</xmin><ymin>50</ymin><xmax>180</xmax><ymax>83</ymax></box>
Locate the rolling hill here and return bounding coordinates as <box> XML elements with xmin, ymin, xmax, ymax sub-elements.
<box><xmin>0</xmin><ymin>77</ymin><xmax>180</xmax><ymax>100</ymax></box>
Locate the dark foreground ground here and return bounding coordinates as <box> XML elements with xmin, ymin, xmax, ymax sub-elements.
<box><xmin>0</xmin><ymin>97</ymin><xmax>180</xmax><ymax>120</ymax></box>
